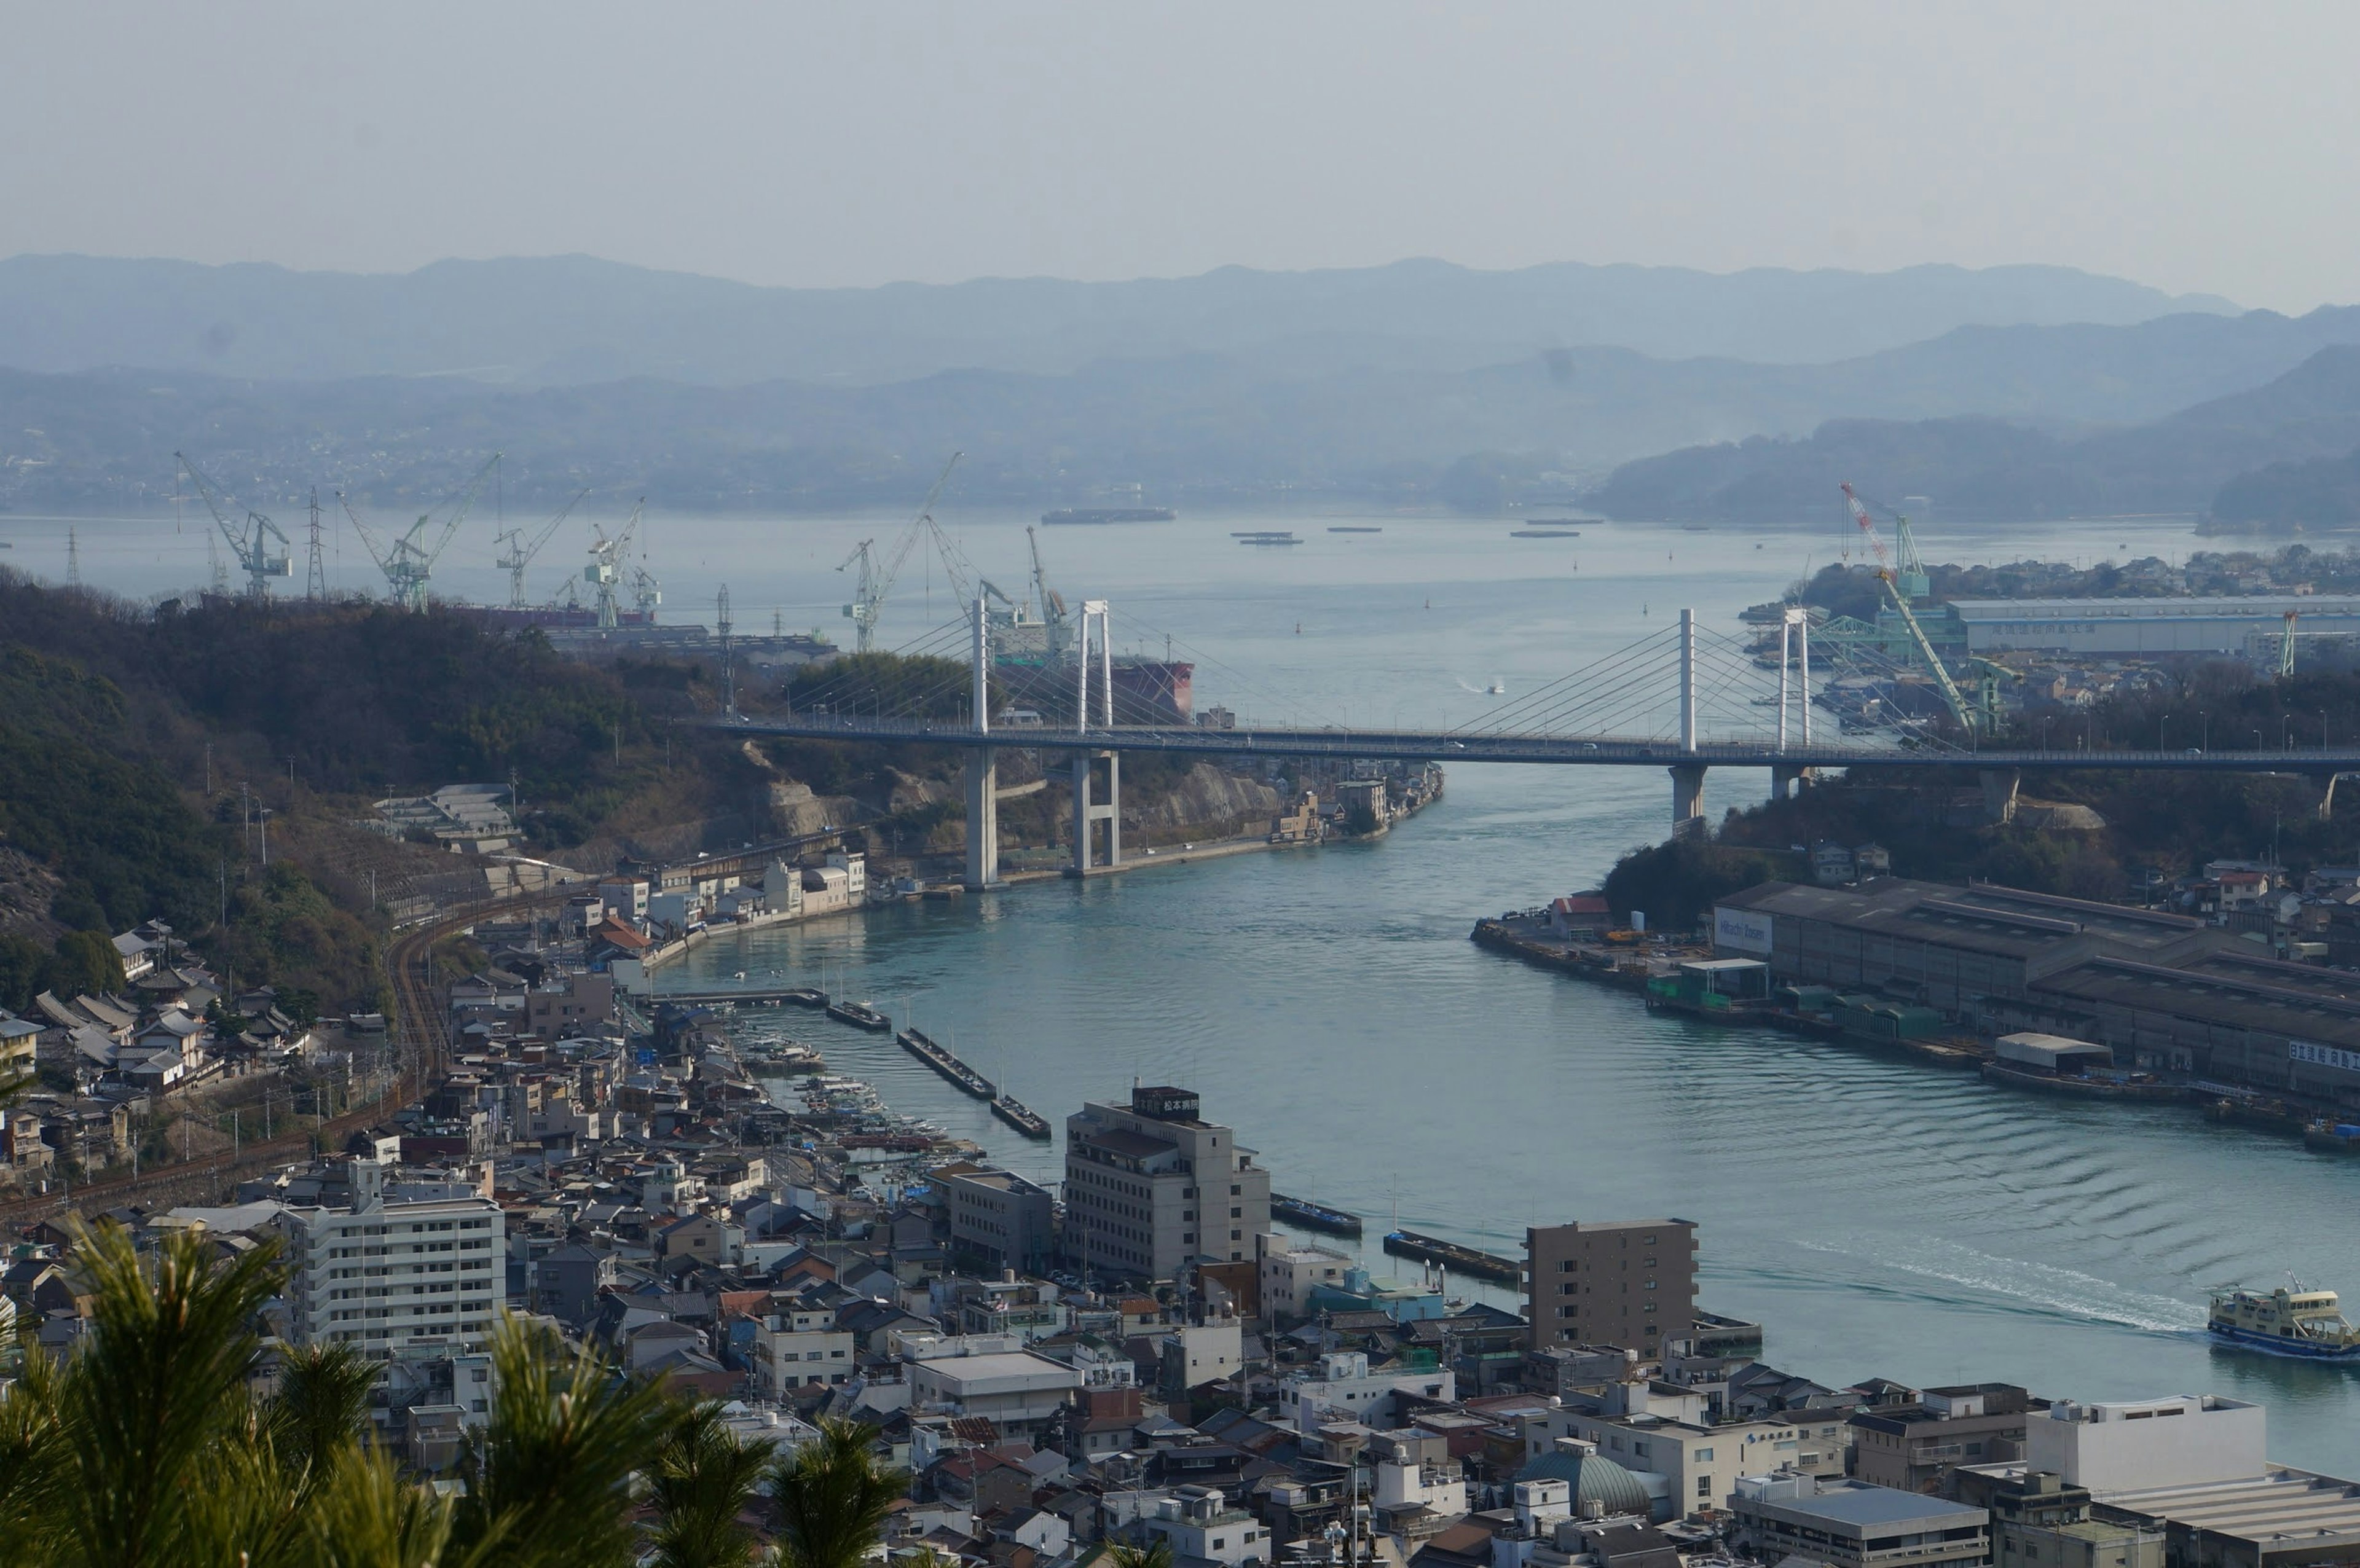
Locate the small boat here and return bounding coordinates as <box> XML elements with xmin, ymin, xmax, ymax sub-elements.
<box><xmin>781</xmin><ymin>987</ymin><xmax>829</xmax><ymax>1008</ymax></box>
<box><xmin>898</xmin><ymin>1027</ymin><xmax>994</xmax><ymax>1099</ymax></box>
<box><xmin>1511</xmin><ymin>529</ymin><xmax>1581</xmax><ymax>539</ymax></box>
<box><xmin>1273</xmin><ymin>1193</ymin><xmax>1363</xmax><ymax>1236</ymax></box>
<box><xmin>2209</xmin><ymin>1285</ymin><xmax>2360</xmax><ymax>1358</ymax></box>
<box><xmin>825</xmin><ymin>999</ymin><xmax>891</xmax><ymax>1032</ymax></box>
<box><xmin>991</xmin><ymin>1094</ymin><xmax>1053</xmax><ymax>1140</ymax></box>
<box><xmin>1328</xmin><ymin>526</ymin><xmax>1383</xmax><ymax>534</ymax></box>
<box><xmin>1383</xmin><ymin>1229</ymin><xmax>1521</xmax><ymax>1284</ymax></box>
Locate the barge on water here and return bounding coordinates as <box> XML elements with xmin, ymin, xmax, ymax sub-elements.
<box><xmin>991</xmin><ymin>1094</ymin><xmax>1053</xmax><ymax>1140</ymax></box>
<box><xmin>898</xmin><ymin>1028</ymin><xmax>994</xmax><ymax>1099</ymax></box>
<box><xmin>826</xmin><ymin>1000</ymin><xmax>892</xmax><ymax>1032</ymax></box>
<box><xmin>1273</xmin><ymin>1193</ymin><xmax>1363</xmax><ymax>1236</ymax></box>
<box><xmin>1383</xmin><ymin>1229</ymin><xmax>1521</xmax><ymax>1284</ymax></box>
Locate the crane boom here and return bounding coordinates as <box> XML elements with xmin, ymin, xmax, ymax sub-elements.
<box><xmin>496</xmin><ymin>487</ymin><xmax>591</xmax><ymax>608</ymax></box>
<box><xmin>1843</xmin><ymin>481</ymin><xmax>1977</xmax><ymax>737</ymax></box>
<box><xmin>419</xmin><ymin>453</ymin><xmax>503</xmax><ymax>573</ymax></box>
<box><xmin>836</xmin><ymin>450</ymin><xmax>962</xmax><ymax>651</ymax></box>
<box><xmin>175</xmin><ymin>452</ymin><xmax>293</xmax><ymax>597</ymax></box>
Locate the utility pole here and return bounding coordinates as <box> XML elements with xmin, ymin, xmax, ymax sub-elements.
<box><xmin>305</xmin><ymin>487</ymin><xmax>327</xmax><ymax>600</ymax></box>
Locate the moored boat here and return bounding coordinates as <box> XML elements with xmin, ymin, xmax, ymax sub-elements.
<box><xmin>2208</xmin><ymin>1285</ymin><xmax>2360</xmax><ymax>1358</ymax></box>
<box><xmin>825</xmin><ymin>999</ymin><xmax>891</xmax><ymax>1032</ymax></box>
<box><xmin>781</xmin><ymin>987</ymin><xmax>829</xmax><ymax>1008</ymax></box>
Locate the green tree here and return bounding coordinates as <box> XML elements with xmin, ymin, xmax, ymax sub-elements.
<box><xmin>645</xmin><ymin>1401</ymin><xmax>779</xmax><ymax>1568</ymax></box>
<box><xmin>772</xmin><ymin>1418</ymin><xmax>909</xmax><ymax>1568</ymax></box>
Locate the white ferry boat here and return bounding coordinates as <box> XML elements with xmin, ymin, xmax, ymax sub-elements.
<box><xmin>2208</xmin><ymin>1285</ymin><xmax>2360</xmax><ymax>1359</ymax></box>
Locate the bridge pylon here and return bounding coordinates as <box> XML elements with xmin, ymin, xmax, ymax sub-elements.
<box><xmin>964</xmin><ymin>598</ymin><xmax>1000</xmax><ymax>888</ymax></box>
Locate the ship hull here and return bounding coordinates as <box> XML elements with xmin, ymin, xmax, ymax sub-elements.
<box><xmin>2208</xmin><ymin>1324</ymin><xmax>2360</xmax><ymax>1359</ymax></box>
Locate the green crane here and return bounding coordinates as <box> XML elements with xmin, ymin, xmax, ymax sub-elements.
<box><xmin>1844</xmin><ymin>482</ymin><xmax>1978</xmax><ymax>737</ymax></box>
<box><xmin>337</xmin><ymin>453</ymin><xmax>503</xmax><ymax>611</ymax></box>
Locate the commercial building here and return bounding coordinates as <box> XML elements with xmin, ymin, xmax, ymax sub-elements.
<box><xmin>1947</xmin><ymin>596</ymin><xmax>2360</xmax><ymax>657</ymax></box>
<box><xmin>1729</xmin><ymin>1473</ymin><xmax>1990</xmax><ymax>1568</ymax></box>
<box><xmin>1522</xmin><ymin>1386</ymin><xmax>1851</xmax><ymax>1521</ymax></box>
<box><xmin>2025</xmin><ymin>1396</ymin><xmax>2265</xmax><ymax>1497</ymax></box>
<box><xmin>1064</xmin><ymin>1086</ymin><xmax>1272</xmax><ymax>1279</ymax></box>
<box><xmin>904</xmin><ymin>1344</ymin><xmax>1084</xmax><ymax>1439</ymax></box>
<box><xmin>1953</xmin><ymin>1469</ymin><xmax>2164</xmax><ymax>1568</ymax></box>
<box><xmin>1257</xmin><ymin>1231</ymin><xmax>1355</xmax><ymax>1321</ymax></box>
<box><xmin>942</xmin><ymin>1166</ymin><xmax>1055</xmax><ymax>1273</ymax></box>
<box><xmin>1275</xmin><ymin>1349</ymin><xmax>1454</xmax><ymax>1432</ymax></box>
<box><xmin>1525</xmin><ymin>1218</ymin><xmax>1698</xmax><ymax>1357</ymax></box>
<box><xmin>1852</xmin><ymin>1384</ymin><xmax>2047</xmax><ymax>1495</ymax></box>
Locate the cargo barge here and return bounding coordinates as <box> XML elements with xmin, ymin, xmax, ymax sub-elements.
<box><xmin>825</xmin><ymin>999</ymin><xmax>891</xmax><ymax>1032</ymax></box>
<box><xmin>1383</xmin><ymin>1229</ymin><xmax>1520</xmax><ymax>1284</ymax></box>
<box><xmin>1273</xmin><ymin>1193</ymin><xmax>1364</xmax><ymax>1236</ymax></box>
<box><xmin>898</xmin><ymin>1027</ymin><xmax>994</xmax><ymax>1099</ymax></box>
<box><xmin>1042</xmin><ymin>508</ymin><xmax>1176</xmax><ymax>525</ymax></box>
<box><xmin>991</xmin><ymin>1094</ymin><xmax>1053</xmax><ymax>1140</ymax></box>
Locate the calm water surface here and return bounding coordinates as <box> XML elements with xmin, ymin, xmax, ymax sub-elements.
<box><xmin>45</xmin><ymin>503</ymin><xmax>2360</xmax><ymax>1471</ymax></box>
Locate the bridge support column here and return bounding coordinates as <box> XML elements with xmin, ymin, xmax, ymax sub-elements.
<box><xmin>964</xmin><ymin>748</ymin><xmax>999</xmax><ymax>888</ymax></box>
<box><xmin>1072</xmin><ymin>751</ymin><xmax>1120</xmax><ymax>872</ymax></box>
<box><xmin>1671</xmin><ymin>763</ymin><xmax>1709</xmax><ymax>841</ymax></box>
<box><xmin>1978</xmin><ymin>767</ymin><xmax>2021</xmax><ymax>826</ymax></box>
<box><xmin>964</xmin><ymin>598</ymin><xmax>1000</xmax><ymax>888</ymax></box>
<box><xmin>2310</xmin><ymin>772</ymin><xmax>2360</xmax><ymax>821</ymax></box>
<box><xmin>1771</xmin><ymin>764</ymin><xmax>1812</xmax><ymax>802</ymax></box>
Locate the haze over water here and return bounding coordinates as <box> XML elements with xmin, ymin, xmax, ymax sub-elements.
<box><xmin>51</xmin><ymin>503</ymin><xmax>2360</xmax><ymax>1471</ymax></box>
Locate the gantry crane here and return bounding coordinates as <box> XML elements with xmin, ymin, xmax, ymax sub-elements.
<box><xmin>175</xmin><ymin>453</ymin><xmax>294</xmax><ymax>598</ymax></box>
<box><xmin>492</xmin><ymin>488</ymin><xmax>590</xmax><ymax>608</ymax></box>
<box><xmin>338</xmin><ymin>453</ymin><xmax>503</xmax><ymax>610</ymax></box>
<box><xmin>1843</xmin><ymin>482</ymin><xmax>1978</xmax><ymax>737</ymax></box>
<box><xmin>836</xmin><ymin>451</ymin><xmax>962</xmax><ymax>652</ymax></box>
<box><xmin>586</xmin><ymin>499</ymin><xmax>647</xmax><ymax>630</ymax></box>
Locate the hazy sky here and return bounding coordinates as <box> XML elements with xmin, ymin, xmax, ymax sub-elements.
<box><xmin>4</xmin><ymin>2</ymin><xmax>2352</xmax><ymax>310</ymax></box>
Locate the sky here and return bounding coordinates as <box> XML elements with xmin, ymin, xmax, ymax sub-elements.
<box><xmin>1</xmin><ymin>2</ymin><xmax>2353</xmax><ymax>311</ymax></box>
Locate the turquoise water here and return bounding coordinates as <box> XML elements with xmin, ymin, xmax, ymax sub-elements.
<box><xmin>49</xmin><ymin>501</ymin><xmax>2360</xmax><ymax>1472</ymax></box>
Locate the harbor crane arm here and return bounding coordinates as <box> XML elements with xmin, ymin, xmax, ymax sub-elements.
<box><xmin>176</xmin><ymin>452</ymin><xmax>291</xmax><ymax>586</ymax></box>
<box><xmin>334</xmin><ymin>488</ymin><xmax>398</xmax><ymax>577</ymax></box>
<box><xmin>496</xmin><ymin>487</ymin><xmax>591</xmax><ymax>606</ymax></box>
<box><xmin>416</xmin><ymin>453</ymin><xmax>504</xmax><ymax>573</ymax></box>
<box><xmin>2283</xmin><ymin>610</ymin><xmax>2301</xmax><ymax>678</ymax></box>
<box><xmin>835</xmin><ymin>450</ymin><xmax>962</xmax><ymax>649</ymax></box>
<box><xmin>1843</xmin><ymin>480</ymin><xmax>1978</xmax><ymax>736</ymax></box>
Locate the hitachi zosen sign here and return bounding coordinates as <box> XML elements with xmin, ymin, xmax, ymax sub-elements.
<box><xmin>1713</xmin><ymin>906</ymin><xmax>1774</xmax><ymax>955</ymax></box>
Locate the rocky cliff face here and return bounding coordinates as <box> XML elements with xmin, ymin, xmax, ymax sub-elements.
<box><xmin>1120</xmin><ymin>764</ymin><xmax>1283</xmax><ymax>843</ymax></box>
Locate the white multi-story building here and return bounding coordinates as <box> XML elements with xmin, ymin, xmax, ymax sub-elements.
<box><xmin>2025</xmin><ymin>1395</ymin><xmax>2265</xmax><ymax>1497</ymax></box>
<box><xmin>167</xmin><ymin>1161</ymin><xmax>505</xmax><ymax>1357</ymax></box>
<box><xmin>755</xmin><ymin>1297</ymin><xmax>857</xmax><ymax>1396</ymax></box>
<box><xmin>1137</xmin><ymin>1487</ymin><xmax>1272</xmax><ymax>1567</ymax></box>
<box><xmin>1278</xmin><ymin>1350</ymin><xmax>1454</xmax><ymax>1433</ymax></box>
<box><xmin>1257</xmin><ymin>1232</ymin><xmax>1355</xmax><ymax>1320</ymax></box>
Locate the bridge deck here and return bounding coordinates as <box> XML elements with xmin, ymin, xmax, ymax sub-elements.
<box><xmin>714</xmin><ymin>715</ymin><xmax>2360</xmax><ymax>773</ymax></box>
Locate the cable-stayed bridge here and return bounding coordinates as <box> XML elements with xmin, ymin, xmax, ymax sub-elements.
<box><xmin>717</xmin><ymin>598</ymin><xmax>2360</xmax><ymax>887</ymax></box>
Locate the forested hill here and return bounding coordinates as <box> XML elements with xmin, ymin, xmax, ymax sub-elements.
<box><xmin>1586</xmin><ymin>344</ymin><xmax>2360</xmax><ymax>530</ymax></box>
<box><xmin>0</xmin><ymin>574</ymin><xmax>765</xmax><ymax>1011</ymax></box>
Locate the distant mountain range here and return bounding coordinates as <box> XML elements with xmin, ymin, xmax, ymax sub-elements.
<box><xmin>8</xmin><ymin>251</ymin><xmax>2359</xmax><ymax>519</ymax></box>
<box><xmin>0</xmin><ymin>253</ymin><xmax>2234</xmax><ymax>386</ymax></box>
<box><xmin>1584</xmin><ymin>343</ymin><xmax>2360</xmax><ymax>530</ymax></box>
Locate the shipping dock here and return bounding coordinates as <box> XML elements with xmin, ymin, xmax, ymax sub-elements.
<box><xmin>1273</xmin><ymin>1193</ymin><xmax>1364</xmax><ymax>1236</ymax></box>
<box><xmin>825</xmin><ymin>999</ymin><xmax>892</xmax><ymax>1032</ymax></box>
<box><xmin>1383</xmin><ymin>1228</ymin><xmax>1521</xmax><ymax>1284</ymax></box>
<box><xmin>990</xmin><ymin>1093</ymin><xmax>1053</xmax><ymax>1140</ymax></box>
<box><xmin>898</xmin><ymin>1027</ymin><xmax>994</xmax><ymax>1099</ymax></box>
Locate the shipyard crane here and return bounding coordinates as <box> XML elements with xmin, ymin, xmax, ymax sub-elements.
<box><xmin>337</xmin><ymin>453</ymin><xmax>504</xmax><ymax>610</ymax></box>
<box><xmin>1842</xmin><ymin>482</ymin><xmax>1979</xmax><ymax>737</ymax></box>
<box><xmin>836</xmin><ymin>450</ymin><xmax>961</xmax><ymax>652</ymax></box>
<box><xmin>586</xmin><ymin>499</ymin><xmax>647</xmax><ymax>630</ymax></box>
<box><xmin>2282</xmin><ymin>610</ymin><xmax>2302</xmax><ymax>678</ymax></box>
<box><xmin>492</xmin><ymin>487</ymin><xmax>590</xmax><ymax>608</ymax></box>
<box><xmin>175</xmin><ymin>452</ymin><xmax>294</xmax><ymax>598</ymax></box>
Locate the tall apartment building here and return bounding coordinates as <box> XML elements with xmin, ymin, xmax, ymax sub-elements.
<box><xmin>1064</xmin><ymin>1086</ymin><xmax>1271</xmax><ymax>1280</ymax></box>
<box><xmin>1525</xmin><ymin>1218</ymin><xmax>1697</xmax><ymax>1357</ymax></box>
<box><xmin>282</xmin><ymin>1162</ymin><xmax>506</xmax><ymax>1355</ymax></box>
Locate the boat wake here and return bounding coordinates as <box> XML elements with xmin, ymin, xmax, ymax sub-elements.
<box><xmin>1793</xmin><ymin>1236</ymin><xmax>2205</xmax><ymax>1336</ymax></box>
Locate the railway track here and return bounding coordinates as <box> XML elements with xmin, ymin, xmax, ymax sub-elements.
<box><xmin>0</xmin><ymin>887</ymin><xmax>567</xmax><ymax>1225</ymax></box>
